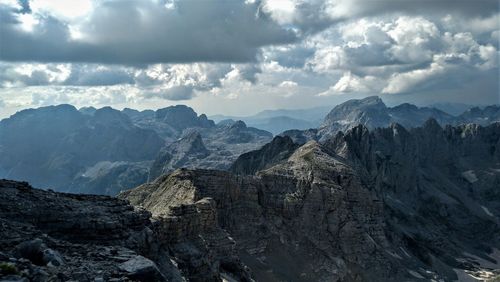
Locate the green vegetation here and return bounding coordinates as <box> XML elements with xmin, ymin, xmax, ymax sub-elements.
<box><xmin>0</xmin><ymin>262</ymin><xmax>18</xmax><ymax>275</ymax></box>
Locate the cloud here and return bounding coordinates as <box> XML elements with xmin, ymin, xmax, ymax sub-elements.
<box><xmin>0</xmin><ymin>0</ymin><xmax>498</xmax><ymax>117</ymax></box>
<box><xmin>0</xmin><ymin>0</ymin><xmax>296</xmax><ymax>64</ymax></box>
<box><xmin>318</xmin><ymin>72</ymin><xmax>379</xmax><ymax>95</ymax></box>
<box><xmin>279</xmin><ymin>80</ymin><xmax>298</xmax><ymax>87</ymax></box>
<box><xmin>304</xmin><ymin>13</ymin><xmax>498</xmax><ymax>96</ymax></box>
<box><xmin>382</xmin><ymin>62</ymin><xmax>446</xmax><ymax>94</ymax></box>
<box><xmin>261</xmin><ymin>0</ymin><xmax>499</xmax><ymax>35</ymax></box>
<box><xmin>145</xmin><ymin>85</ymin><xmax>195</xmax><ymax>101</ymax></box>
<box><xmin>63</xmin><ymin>65</ymin><xmax>134</xmax><ymax>86</ymax></box>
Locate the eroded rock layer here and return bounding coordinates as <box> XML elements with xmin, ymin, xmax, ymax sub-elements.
<box><xmin>0</xmin><ymin>179</ymin><xmax>250</xmax><ymax>282</ymax></box>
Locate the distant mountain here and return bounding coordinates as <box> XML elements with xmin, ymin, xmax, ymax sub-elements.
<box><xmin>1</xmin><ymin>98</ymin><xmax>498</xmax><ymax>195</ymax></box>
<box><xmin>279</xmin><ymin>96</ymin><xmax>499</xmax><ymax>143</ymax></box>
<box><xmin>430</xmin><ymin>102</ymin><xmax>476</xmax><ymax>116</ymax></box>
<box><xmin>211</xmin><ymin>106</ymin><xmax>331</xmax><ymax>134</ymax></box>
<box><xmin>149</xmin><ymin>131</ymin><xmax>210</xmax><ymax>179</ymax></box>
<box><xmin>149</xmin><ymin>120</ymin><xmax>273</xmax><ymax>179</ymax></box>
<box><xmin>0</xmin><ymin>104</ymin><xmax>272</xmax><ymax>195</ymax></box>
<box><xmin>122</xmin><ymin>105</ymin><xmax>214</xmax><ymax>141</ymax></box>
<box><xmin>0</xmin><ymin>105</ymin><xmax>164</xmax><ymax>191</ymax></box>
<box><xmin>243</xmin><ymin>116</ymin><xmax>316</xmax><ymax>135</ymax></box>
<box><xmin>457</xmin><ymin>105</ymin><xmax>500</xmax><ymax>126</ymax></box>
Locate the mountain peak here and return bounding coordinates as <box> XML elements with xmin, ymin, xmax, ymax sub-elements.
<box><xmin>155</xmin><ymin>105</ymin><xmax>214</xmax><ymax>131</ymax></box>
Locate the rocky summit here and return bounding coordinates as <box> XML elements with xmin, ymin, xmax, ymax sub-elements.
<box><xmin>284</xmin><ymin>96</ymin><xmax>500</xmax><ymax>143</ymax></box>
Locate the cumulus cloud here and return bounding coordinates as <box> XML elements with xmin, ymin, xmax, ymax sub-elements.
<box><xmin>0</xmin><ymin>0</ymin><xmax>296</xmax><ymax>64</ymax></box>
<box><xmin>261</xmin><ymin>0</ymin><xmax>499</xmax><ymax>35</ymax></box>
<box><xmin>306</xmin><ymin>14</ymin><xmax>498</xmax><ymax>95</ymax></box>
<box><xmin>146</xmin><ymin>85</ymin><xmax>195</xmax><ymax>101</ymax></box>
<box><xmin>279</xmin><ymin>80</ymin><xmax>298</xmax><ymax>87</ymax></box>
<box><xmin>63</xmin><ymin>65</ymin><xmax>134</xmax><ymax>86</ymax></box>
<box><xmin>0</xmin><ymin>0</ymin><xmax>498</xmax><ymax>116</ymax></box>
<box><xmin>318</xmin><ymin>72</ymin><xmax>379</xmax><ymax>95</ymax></box>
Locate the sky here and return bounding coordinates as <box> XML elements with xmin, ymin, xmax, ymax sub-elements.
<box><xmin>0</xmin><ymin>0</ymin><xmax>498</xmax><ymax>118</ymax></box>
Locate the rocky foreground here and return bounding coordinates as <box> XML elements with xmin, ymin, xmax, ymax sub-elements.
<box><xmin>0</xmin><ymin>178</ymin><xmax>253</xmax><ymax>281</ymax></box>
<box><xmin>1</xmin><ymin>120</ymin><xmax>500</xmax><ymax>281</ymax></box>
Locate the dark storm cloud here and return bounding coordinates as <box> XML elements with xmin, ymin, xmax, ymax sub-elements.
<box><xmin>237</xmin><ymin>64</ymin><xmax>262</xmax><ymax>84</ymax></box>
<box><xmin>17</xmin><ymin>0</ymin><xmax>31</xmax><ymax>13</ymax></box>
<box><xmin>0</xmin><ymin>63</ymin><xmax>51</xmax><ymax>86</ymax></box>
<box><xmin>62</xmin><ymin>65</ymin><xmax>134</xmax><ymax>86</ymax></box>
<box><xmin>0</xmin><ymin>0</ymin><xmax>297</xmax><ymax>64</ymax></box>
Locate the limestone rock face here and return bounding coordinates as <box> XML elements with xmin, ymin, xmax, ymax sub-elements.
<box><xmin>122</xmin><ymin>121</ymin><xmax>500</xmax><ymax>282</ymax></box>
<box><xmin>150</xmin><ymin>132</ymin><xmax>210</xmax><ymax>179</ymax></box>
<box><xmin>230</xmin><ymin>135</ymin><xmax>300</xmax><ymax>175</ymax></box>
<box><xmin>122</xmin><ymin>154</ymin><xmax>401</xmax><ymax>281</ymax></box>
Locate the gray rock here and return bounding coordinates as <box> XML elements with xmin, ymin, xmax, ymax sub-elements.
<box><xmin>42</xmin><ymin>249</ymin><xmax>63</xmax><ymax>267</ymax></box>
<box><xmin>118</xmin><ymin>256</ymin><xmax>164</xmax><ymax>282</ymax></box>
<box><xmin>15</xmin><ymin>239</ymin><xmax>47</xmax><ymax>266</ymax></box>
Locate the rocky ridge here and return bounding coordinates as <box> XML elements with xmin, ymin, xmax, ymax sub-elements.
<box><xmin>122</xmin><ymin>121</ymin><xmax>500</xmax><ymax>281</ymax></box>
<box><xmin>283</xmin><ymin>96</ymin><xmax>500</xmax><ymax>143</ymax></box>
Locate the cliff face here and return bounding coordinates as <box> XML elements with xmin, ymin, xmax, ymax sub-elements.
<box><xmin>122</xmin><ymin>148</ymin><xmax>402</xmax><ymax>281</ymax></box>
<box><xmin>122</xmin><ymin>121</ymin><xmax>500</xmax><ymax>281</ymax></box>
<box><xmin>230</xmin><ymin>135</ymin><xmax>300</xmax><ymax>175</ymax></box>
<box><xmin>325</xmin><ymin>121</ymin><xmax>500</xmax><ymax>280</ymax></box>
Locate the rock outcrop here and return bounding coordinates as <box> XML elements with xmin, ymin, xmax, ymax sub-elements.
<box><xmin>0</xmin><ymin>179</ymin><xmax>252</xmax><ymax>281</ymax></box>
<box><xmin>230</xmin><ymin>135</ymin><xmax>300</xmax><ymax>175</ymax></box>
<box><xmin>149</xmin><ymin>132</ymin><xmax>210</xmax><ymax>179</ymax></box>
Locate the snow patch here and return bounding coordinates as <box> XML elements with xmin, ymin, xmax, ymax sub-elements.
<box><xmin>408</xmin><ymin>270</ymin><xmax>424</xmax><ymax>279</ymax></box>
<box><xmin>481</xmin><ymin>206</ymin><xmax>494</xmax><ymax>217</ymax></box>
<box><xmin>462</xmin><ymin>170</ymin><xmax>478</xmax><ymax>183</ymax></box>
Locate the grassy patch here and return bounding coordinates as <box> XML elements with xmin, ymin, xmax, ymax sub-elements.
<box><xmin>0</xmin><ymin>262</ymin><xmax>18</xmax><ymax>275</ymax></box>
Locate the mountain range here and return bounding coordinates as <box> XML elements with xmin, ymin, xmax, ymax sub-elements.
<box><xmin>210</xmin><ymin>106</ymin><xmax>331</xmax><ymax>135</ymax></box>
<box><xmin>282</xmin><ymin>96</ymin><xmax>500</xmax><ymax>143</ymax></box>
<box><xmin>1</xmin><ymin>118</ymin><xmax>499</xmax><ymax>281</ymax></box>
<box><xmin>0</xmin><ymin>96</ymin><xmax>498</xmax><ymax>197</ymax></box>
<box><xmin>0</xmin><ymin>104</ymin><xmax>272</xmax><ymax>195</ymax></box>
